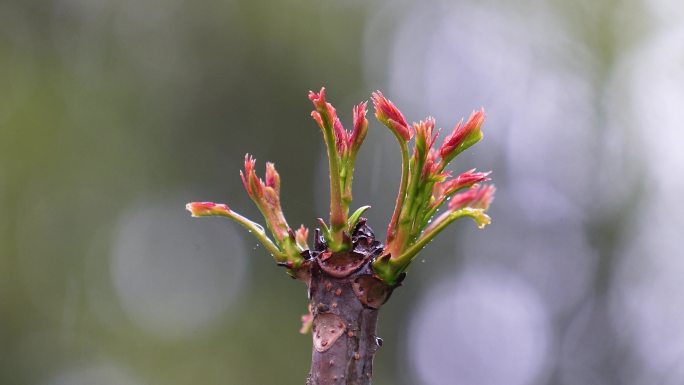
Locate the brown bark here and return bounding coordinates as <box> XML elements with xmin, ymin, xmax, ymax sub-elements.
<box><xmin>300</xmin><ymin>220</ymin><xmax>393</xmax><ymax>385</ymax></box>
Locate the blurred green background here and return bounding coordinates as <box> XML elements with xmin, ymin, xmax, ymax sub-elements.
<box><xmin>2</xmin><ymin>0</ymin><xmax>684</xmax><ymax>384</ymax></box>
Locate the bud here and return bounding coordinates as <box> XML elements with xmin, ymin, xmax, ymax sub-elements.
<box><xmin>239</xmin><ymin>154</ymin><xmax>291</xmax><ymax>242</ymax></box>
<box><xmin>454</xmin><ymin>169</ymin><xmax>491</xmax><ymax>187</ymax></box>
<box><xmin>413</xmin><ymin>117</ymin><xmax>440</xmax><ymax>180</ymax></box>
<box><xmin>448</xmin><ymin>184</ymin><xmax>496</xmax><ymax>211</ymax></box>
<box><xmin>333</xmin><ymin>117</ymin><xmax>348</xmax><ymax>154</ymax></box>
<box><xmin>371</xmin><ymin>91</ymin><xmax>412</xmax><ymax>141</ymax></box>
<box><xmin>265</xmin><ymin>162</ymin><xmax>280</xmax><ymax>193</ymax></box>
<box><xmin>439</xmin><ymin>108</ymin><xmax>485</xmax><ymax>164</ymax></box>
<box><xmin>240</xmin><ymin>154</ymin><xmax>263</xmax><ymax>199</ymax></box>
<box><xmin>295</xmin><ymin>224</ymin><xmax>310</xmax><ymax>250</ymax></box>
<box><xmin>310</xmin><ymin>110</ymin><xmax>324</xmax><ymax>129</ymax></box>
<box><xmin>309</xmin><ymin>88</ymin><xmax>339</xmax><ymax>132</ymax></box>
<box><xmin>414</xmin><ymin>117</ymin><xmax>437</xmax><ymax>154</ymax></box>
<box><xmin>309</xmin><ymin>87</ymin><xmax>356</xmax><ymax>157</ymax></box>
<box><xmin>421</xmin><ymin>149</ymin><xmax>443</xmax><ymax>180</ymax></box>
<box><xmin>350</xmin><ymin>101</ymin><xmax>368</xmax><ymax>154</ymax></box>
<box><xmin>300</xmin><ymin>308</ymin><xmax>314</xmax><ymax>334</ymax></box>
<box><xmin>185</xmin><ymin>201</ymin><xmax>231</xmax><ymax>217</ymax></box>
<box><xmin>433</xmin><ymin>169</ymin><xmax>491</xmax><ymax>200</ymax></box>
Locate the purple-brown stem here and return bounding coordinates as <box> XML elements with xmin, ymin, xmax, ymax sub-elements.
<box><xmin>300</xmin><ymin>220</ymin><xmax>393</xmax><ymax>385</ymax></box>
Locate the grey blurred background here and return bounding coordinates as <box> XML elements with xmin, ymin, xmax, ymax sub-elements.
<box><xmin>1</xmin><ymin>0</ymin><xmax>683</xmax><ymax>384</ymax></box>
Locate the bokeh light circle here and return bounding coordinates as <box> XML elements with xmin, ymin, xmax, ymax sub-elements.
<box><xmin>407</xmin><ymin>267</ymin><xmax>552</xmax><ymax>385</ymax></box>
<box><xmin>111</xmin><ymin>193</ymin><xmax>247</xmax><ymax>340</ymax></box>
<box><xmin>607</xmin><ymin>27</ymin><xmax>684</xmax><ymax>384</ymax></box>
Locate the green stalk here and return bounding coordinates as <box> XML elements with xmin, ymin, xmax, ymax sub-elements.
<box><xmin>408</xmin><ymin>180</ymin><xmax>435</xmax><ymax>241</ymax></box>
<box><xmin>380</xmin><ymin>208</ymin><xmax>490</xmax><ymax>283</ymax></box>
<box><xmin>321</xmin><ymin>123</ymin><xmax>347</xmax><ymax>250</ymax></box>
<box><xmin>342</xmin><ymin>155</ymin><xmax>355</xmax><ymax>207</ymax></box>
<box><xmin>193</xmin><ymin>208</ymin><xmax>288</xmax><ymax>263</ymax></box>
<box><xmin>419</xmin><ymin>183</ymin><xmax>473</xmax><ymax>233</ymax></box>
<box><xmin>394</xmin><ymin>151</ymin><xmax>424</xmax><ymax>252</ymax></box>
<box><xmin>385</xmin><ymin>139</ymin><xmax>410</xmax><ymax>244</ymax></box>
